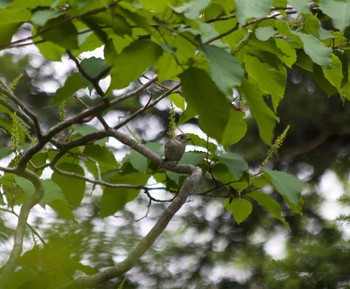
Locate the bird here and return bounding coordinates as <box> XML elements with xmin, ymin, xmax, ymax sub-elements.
<box><xmin>164</xmin><ymin>134</ymin><xmax>191</xmax><ymax>163</ymax></box>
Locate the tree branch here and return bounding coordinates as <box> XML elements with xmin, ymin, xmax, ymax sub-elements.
<box><xmin>0</xmin><ymin>81</ymin><xmax>42</xmax><ymax>138</ymax></box>
<box><xmin>0</xmin><ymin>168</ymin><xmax>45</xmax><ymax>287</ymax></box>
<box><xmin>15</xmin><ymin>77</ymin><xmax>156</xmax><ymax>171</ymax></box>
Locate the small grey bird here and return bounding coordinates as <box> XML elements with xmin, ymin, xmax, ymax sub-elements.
<box><xmin>164</xmin><ymin>134</ymin><xmax>191</xmax><ymax>162</ymax></box>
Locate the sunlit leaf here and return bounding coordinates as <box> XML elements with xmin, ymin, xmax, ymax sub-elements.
<box><xmin>110</xmin><ymin>39</ymin><xmax>162</xmax><ymax>89</ymax></box>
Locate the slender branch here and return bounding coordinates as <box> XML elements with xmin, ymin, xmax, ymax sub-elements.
<box><xmin>114</xmin><ymin>83</ymin><xmax>181</xmax><ymax>130</ymax></box>
<box><xmin>66</xmin><ymin>50</ymin><xmax>108</xmax><ymax>98</ymax></box>
<box><xmin>0</xmin><ymin>169</ymin><xmax>45</xmax><ymax>287</ymax></box>
<box><xmin>0</xmin><ymin>208</ymin><xmax>46</xmax><ymax>245</ymax></box>
<box><xmin>0</xmin><ymin>81</ymin><xmax>42</xmax><ymax>138</ymax></box>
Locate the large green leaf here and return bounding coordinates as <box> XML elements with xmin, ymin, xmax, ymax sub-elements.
<box><xmin>110</xmin><ymin>39</ymin><xmax>162</xmax><ymax>89</ymax></box>
<box><xmin>244</xmin><ymin>54</ymin><xmax>286</xmax><ymax>110</ymax></box>
<box><xmin>200</xmin><ymin>44</ymin><xmax>244</xmax><ymax>96</ymax></box>
<box><xmin>14</xmin><ymin>175</ymin><xmax>35</xmax><ymax>198</ymax></box>
<box><xmin>41</xmin><ymin>16</ymin><xmax>78</xmax><ymax>50</ymax></box>
<box><xmin>100</xmin><ymin>187</ymin><xmax>139</xmax><ymax>218</ymax></box>
<box><xmin>51</xmin><ymin>163</ymin><xmax>86</xmax><ymax>208</ymax></box>
<box><xmin>249</xmin><ymin>191</ymin><xmax>289</xmax><ymax>228</ymax></box>
<box><xmin>322</xmin><ymin>54</ymin><xmax>350</xmax><ymax>99</ymax></box>
<box><xmin>35</xmin><ymin>40</ymin><xmax>66</xmax><ymax>61</ymax></box>
<box><xmin>0</xmin><ymin>8</ymin><xmax>30</xmax><ymax>47</ymax></box>
<box><xmin>181</xmin><ymin>68</ymin><xmax>246</xmax><ymax>147</ymax></box>
<box><xmin>217</xmin><ymin>152</ymin><xmax>248</xmax><ymax>179</ymax></box>
<box><xmin>221</xmin><ymin>109</ymin><xmax>247</xmax><ymax>148</ymax></box>
<box><xmin>154</xmin><ymin>52</ymin><xmax>182</xmax><ymax>82</ymax></box>
<box><xmin>225</xmin><ymin>198</ymin><xmax>252</xmax><ymax>224</ymax></box>
<box><xmin>31</xmin><ymin>9</ymin><xmax>63</xmax><ymax>26</ymax></box>
<box><xmin>41</xmin><ymin>179</ymin><xmax>75</xmax><ymax>220</ymax></box>
<box><xmin>80</xmin><ymin>57</ymin><xmax>109</xmax><ymax>80</ymax></box>
<box><xmin>319</xmin><ymin>0</ymin><xmax>350</xmax><ymax>31</ymax></box>
<box><xmin>265</xmin><ymin>170</ymin><xmax>303</xmax><ymax>207</ymax></box>
<box><xmin>100</xmin><ymin>172</ymin><xmax>149</xmax><ymax>217</ymax></box>
<box><xmin>296</xmin><ymin>32</ymin><xmax>332</xmax><ymax>67</ymax></box>
<box><xmin>241</xmin><ymin>78</ymin><xmax>277</xmax><ymax>145</ymax></box>
<box><xmin>235</xmin><ymin>0</ymin><xmax>274</xmax><ymax>25</ymax></box>
<box><xmin>84</xmin><ymin>144</ymin><xmax>118</xmax><ymax>173</ymax></box>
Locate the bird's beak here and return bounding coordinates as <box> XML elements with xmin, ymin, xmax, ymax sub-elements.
<box><xmin>185</xmin><ymin>136</ymin><xmax>192</xmax><ymax>141</ymax></box>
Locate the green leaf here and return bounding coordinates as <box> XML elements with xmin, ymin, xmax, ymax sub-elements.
<box><xmin>53</xmin><ymin>73</ymin><xmax>86</xmax><ymax>105</ymax></box>
<box><xmin>265</xmin><ymin>170</ymin><xmax>303</xmax><ymax>207</ymax></box>
<box><xmin>222</xmin><ymin>108</ymin><xmax>247</xmax><ymax>148</ymax></box>
<box><xmin>200</xmin><ymin>44</ymin><xmax>244</xmax><ymax>96</ymax></box>
<box><xmin>235</xmin><ymin>0</ymin><xmax>274</xmax><ymax>25</ymax></box>
<box><xmin>244</xmin><ymin>54</ymin><xmax>286</xmax><ymax>110</ymax></box>
<box><xmin>51</xmin><ymin>163</ymin><xmax>86</xmax><ymax>208</ymax></box>
<box><xmin>9</xmin><ymin>0</ymin><xmax>52</xmax><ymax>8</ymax></box>
<box><xmin>225</xmin><ymin>198</ymin><xmax>252</xmax><ymax>224</ymax></box>
<box><xmin>100</xmin><ymin>172</ymin><xmax>149</xmax><ymax>217</ymax></box>
<box><xmin>41</xmin><ymin>179</ymin><xmax>75</xmax><ymax>220</ymax></box>
<box><xmin>0</xmin><ymin>147</ymin><xmax>12</xmax><ymax>160</ymax></box>
<box><xmin>288</xmin><ymin>0</ymin><xmax>311</xmax><ymax>14</ymax></box>
<box><xmin>249</xmin><ymin>191</ymin><xmax>289</xmax><ymax>228</ymax></box>
<box><xmin>181</xmin><ymin>68</ymin><xmax>246</xmax><ymax>147</ymax></box>
<box><xmin>0</xmin><ymin>8</ymin><xmax>30</xmax><ymax>24</ymax></box>
<box><xmin>319</xmin><ymin>0</ymin><xmax>350</xmax><ymax>31</ymax></box>
<box><xmin>0</xmin><ymin>8</ymin><xmax>31</xmax><ymax>46</ymax></box>
<box><xmin>296</xmin><ymin>32</ymin><xmax>332</xmax><ymax>67</ymax></box>
<box><xmin>35</xmin><ymin>40</ymin><xmax>66</xmax><ymax>61</ymax></box>
<box><xmin>80</xmin><ymin>57</ymin><xmax>109</xmax><ymax>80</ymax></box>
<box><xmin>74</xmin><ymin>124</ymin><xmax>108</xmax><ymax>146</ymax></box>
<box><xmin>41</xmin><ymin>179</ymin><xmax>65</xmax><ymax>206</ymax></box>
<box><xmin>154</xmin><ymin>52</ymin><xmax>182</xmax><ymax>82</ymax></box>
<box><xmin>101</xmin><ymin>187</ymin><xmax>139</xmax><ymax>218</ymax></box>
<box><xmin>128</xmin><ymin>150</ymin><xmax>148</xmax><ymax>173</ymax></box>
<box><xmin>255</xmin><ymin>26</ymin><xmax>276</xmax><ymax>41</ymax></box>
<box><xmin>31</xmin><ymin>9</ymin><xmax>63</xmax><ymax>26</ymax></box>
<box><xmin>14</xmin><ymin>175</ymin><xmax>35</xmax><ymax>197</ymax></box>
<box><xmin>110</xmin><ymin>39</ymin><xmax>162</xmax><ymax>89</ymax></box>
<box><xmin>84</xmin><ymin>144</ymin><xmax>118</xmax><ymax>173</ymax></box>
<box><xmin>172</xmin><ymin>0</ymin><xmax>211</xmax><ymax>20</ymax></box>
<box><xmin>217</xmin><ymin>152</ymin><xmax>248</xmax><ymax>179</ymax></box>
<box><xmin>241</xmin><ymin>78</ymin><xmax>277</xmax><ymax>144</ymax></box>
<box><xmin>139</xmin><ymin>0</ymin><xmax>169</xmax><ymax>13</ymax></box>
<box><xmin>41</xmin><ymin>16</ymin><xmax>78</xmax><ymax>50</ymax></box>
<box><xmin>179</xmin><ymin>151</ymin><xmax>206</xmax><ymax>165</ymax></box>
<box><xmin>274</xmin><ymin>38</ymin><xmax>297</xmax><ymax>68</ymax></box>
<box><xmin>322</xmin><ymin>54</ymin><xmax>350</xmax><ymax>99</ymax></box>
<box><xmin>168</xmin><ymin>93</ymin><xmax>185</xmax><ymax>110</ymax></box>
